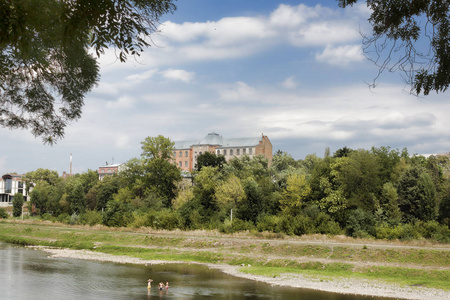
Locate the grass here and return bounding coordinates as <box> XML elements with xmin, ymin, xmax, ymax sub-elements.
<box><xmin>1</xmin><ymin>220</ymin><xmax>450</xmax><ymax>291</ymax></box>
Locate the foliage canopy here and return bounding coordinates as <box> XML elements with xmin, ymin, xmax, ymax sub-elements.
<box><xmin>0</xmin><ymin>0</ymin><xmax>176</xmax><ymax>143</ymax></box>
<box><xmin>338</xmin><ymin>0</ymin><xmax>450</xmax><ymax>95</ymax></box>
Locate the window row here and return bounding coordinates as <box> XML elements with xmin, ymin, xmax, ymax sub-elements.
<box><xmin>173</xmin><ymin>151</ymin><xmax>189</xmax><ymax>158</ymax></box>
<box><xmin>178</xmin><ymin>161</ymin><xmax>189</xmax><ymax>168</ymax></box>
<box><xmin>217</xmin><ymin>148</ymin><xmax>253</xmax><ymax>156</ymax></box>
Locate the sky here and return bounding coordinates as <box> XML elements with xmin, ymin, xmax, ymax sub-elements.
<box><xmin>1</xmin><ymin>0</ymin><xmax>450</xmax><ymax>175</ymax></box>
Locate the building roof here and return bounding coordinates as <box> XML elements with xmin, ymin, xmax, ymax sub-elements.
<box><xmin>173</xmin><ymin>133</ymin><xmax>265</xmax><ymax>149</ymax></box>
<box><xmin>196</xmin><ymin>132</ymin><xmax>223</xmax><ymax>146</ymax></box>
<box><xmin>219</xmin><ymin>137</ymin><xmax>262</xmax><ymax>148</ymax></box>
<box><xmin>174</xmin><ymin>140</ymin><xmax>197</xmax><ymax>150</ymax></box>
<box><xmin>98</xmin><ymin>163</ymin><xmax>123</xmax><ymax>168</ymax></box>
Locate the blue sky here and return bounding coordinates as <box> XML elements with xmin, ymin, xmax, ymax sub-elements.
<box><xmin>1</xmin><ymin>0</ymin><xmax>449</xmax><ymax>175</ymax></box>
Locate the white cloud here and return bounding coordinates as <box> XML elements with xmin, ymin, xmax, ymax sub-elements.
<box><xmin>315</xmin><ymin>44</ymin><xmax>364</xmax><ymax>66</ymax></box>
<box><xmin>269</xmin><ymin>4</ymin><xmax>320</xmax><ymax>27</ymax></box>
<box><xmin>126</xmin><ymin>69</ymin><xmax>159</xmax><ymax>84</ymax></box>
<box><xmin>114</xmin><ymin>134</ymin><xmax>132</xmax><ymax>149</ymax></box>
<box><xmin>281</xmin><ymin>77</ymin><xmax>299</xmax><ymax>89</ymax></box>
<box><xmin>162</xmin><ymin>69</ymin><xmax>195</xmax><ymax>83</ymax></box>
<box><xmin>218</xmin><ymin>82</ymin><xmax>257</xmax><ymax>101</ymax></box>
<box><xmin>106</xmin><ymin>95</ymin><xmax>135</xmax><ymax>109</ymax></box>
<box><xmin>113</xmin><ymin>3</ymin><xmax>364</xmax><ymax>69</ymax></box>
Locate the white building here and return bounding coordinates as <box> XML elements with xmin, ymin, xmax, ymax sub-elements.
<box><xmin>0</xmin><ymin>174</ymin><xmax>29</xmax><ymax>207</ymax></box>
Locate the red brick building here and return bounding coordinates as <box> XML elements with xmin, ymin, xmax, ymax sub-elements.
<box><xmin>172</xmin><ymin>133</ymin><xmax>273</xmax><ymax>172</ymax></box>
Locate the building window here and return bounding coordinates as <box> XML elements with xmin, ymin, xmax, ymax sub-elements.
<box><xmin>223</xmin><ymin>149</ymin><xmax>227</xmax><ymax>155</ymax></box>
<box><xmin>230</xmin><ymin>149</ymin><xmax>233</xmax><ymax>156</ymax></box>
<box><xmin>179</xmin><ymin>161</ymin><xmax>182</xmax><ymax>168</ymax></box>
<box><xmin>237</xmin><ymin>149</ymin><xmax>240</xmax><ymax>155</ymax></box>
<box><xmin>173</xmin><ymin>151</ymin><xmax>176</xmax><ymax>157</ymax></box>
<box><xmin>243</xmin><ymin>148</ymin><xmax>246</xmax><ymax>154</ymax></box>
<box><xmin>199</xmin><ymin>151</ymin><xmax>202</xmax><ymax>155</ymax></box>
<box><xmin>249</xmin><ymin>148</ymin><xmax>253</xmax><ymax>155</ymax></box>
<box><xmin>5</xmin><ymin>178</ymin><xmax>12</xmax><ymax>194</ymax></box>
<box><xmin>185</xmin><ymin>161</ymin><xmax>188</xmax><ymax>167</ymax></box>
<box><xmin>179</xmin><ymin>151</ymin><xmax>182</xmax><ymax>157</ymax></box>
<box><xmin>217</xmin><ymin>150</ymin><xmax>220</xmax><ymax>155</ymax></box>
<box><xmin>185</xmin><ymin>151</ymin><xmax>188</xmax><ymax>157</ymax></box>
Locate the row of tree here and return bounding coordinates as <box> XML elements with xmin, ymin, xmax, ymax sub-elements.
<box><xmin>18</xmin><ymin>136</ymin><xmax>450</xmax><ymax>241</ymax></box>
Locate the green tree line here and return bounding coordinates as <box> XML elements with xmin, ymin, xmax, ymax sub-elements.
<box><xmin>14</xmin><ymin>136</ymin><xmax>450</xmax><ymax>242</ymax></box>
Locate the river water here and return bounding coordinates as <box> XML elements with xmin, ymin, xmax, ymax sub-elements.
<box><xmin>0</xmin><ymin>243</ymin><xmax>393</xmax><ymax>300</ymax></box>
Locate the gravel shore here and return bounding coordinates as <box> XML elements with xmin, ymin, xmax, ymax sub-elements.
<box><xmin>37</xmin><ymin>247</ymin><xmax>449</xmax><ymax>300</ymax></box>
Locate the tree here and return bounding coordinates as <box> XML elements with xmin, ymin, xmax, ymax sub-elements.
<box><xmin>397</xmin><ymin>165</ymin><xmax>438</xmax><ymax>222</ymax></box>
<box><xmin>215</xmin><ymin>175</ymin><xmax>246</xmax><ymax>211</ymax></box>
<box><xmin>338</xmin><ymin>0</ymin><xmax>450</xmax><ymax>95</ymax></box>
<box><xmin>12</xmin><ymin>192</ymin><xmax>24</xmax><ymax>217</ymax></box>
<box><xmin>333</xmin><ymin>146</ymin><xmax>353</xmax><ymax>158</ymax></box>
<box><xmin>24</xmin><ymin>169</ymin><xmax>60</xmax><ymax>192</ymax></box>
<box><xmin>68</xmin><ymin>182</ymin><xmax>86</xmax><ymax>215</ymax></box>
<box><xmin>331</xmin><ymin>150</ymin><xmax>381</xmax><ymax>211</ymax></box>
<box><xmin>195</xmin><ymin>152</ymin><xmax>226</xmax><ymax>171</ymax></box>
<box><xmin>30</xmin><ymin>181</ymin><xmax>51</xmax><ymax>215</ymax></box>
<box><xmin>141</xmin><ymin>135</ymin><xmax>175</xmax><ymax>160</ymax></box>
<box><xmin>279</xmin><ymin>174</ymin><xmax>311</xmax><ymax>216</ymax></box>
<box><xmin>1</xmin><ymin>0</ymin><xmax>176</xmax><ymax>143</ymax></box>
<box><xmin>380</xmin><ymin>182</ymin><xmax>402</xmax><ymax>225</ymax></box>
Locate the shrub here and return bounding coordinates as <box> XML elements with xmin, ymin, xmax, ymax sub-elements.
<box><xmin>41</xmin><ymin>213</ymin><xmax>53</xmax><ymax>221</ymax></box>
<box><xmin>219</xmin><ymin>218</ymin><xmax>255</xmax><ymax>233</ymax></box>
<box><xmin>256</xmin><ymin>215</ymin><xmax>280</xmax><ymax>233</ymax></box>
<box><xmin>0</xmin><ymin>208</ymin><xmax>8</xmax><ymax>218</ymax></box>
<box><xmin>345</xmin><ymin>208</ymin><xmax>375</xmax><ymax>237</ymax></box>
<box><xmin>102</xmin><ymin>200</ymin><xmax>132</xmax><ymax>227</ymax></box>
<box><xmin>69</xmin><ymin>213</ymin><xmax>80</xmax><ymax>225</ymax></box>
<box><xmin>12</xmin><ymin>193</ymin><xmax>24</xmax><ymax>217</ymax></box>
<box><xmin>292</xmin><ymin>214</ymin><xmax>314</xmax><ymax>236</ymax></box>
<box><xmin>56</xmin><ymin>213</ymin><xmax>70</xmax><ymax>224</ymax></box>
<box><xmin>314</xmin><ymin>212</ymin><xmax>343</xmax><ymax>235</ymax></box>
<box><xmin>157</xmin><ymin>210</ymin><xmax>181</xmax><ymax>230</ymax></box>
<box><xmin>79</xmin><ymin>210</ymin><xmax>102</xmax><ymax>226</ymax></box>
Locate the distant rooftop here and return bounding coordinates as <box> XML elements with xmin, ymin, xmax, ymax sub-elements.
<box><xmin>174</xmin><ymin>133</ymin><xmax>264</xmax><ymax>149</ymax></box>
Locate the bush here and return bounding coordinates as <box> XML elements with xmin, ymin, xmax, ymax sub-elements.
<box><xmin>219</xmin><ymin>218</ymin><xmax>255</xmax><ymax>233</ymax></box>
<box><xmin>0</xmin><ymin>208</ymin><xmax>8</xmax><ymax>218</ymax></box>
<box><xmin>256</xmin><ymin>215</ymin><xmax>280</xmax><ymax>233</ymax></box>
<box><xmin>69</xmin><ymin>213</ymin><xmax>80</xmax><ymax>225</ymax></box>
<box><xmin>157</xmin><ymin>210</ymin><xmax>181</xmax><ymax>230</ymax></box>
<box><xmin>56</xmin><ymin>213</ymin><xmax>70</xmax><ymax>224</ymax></box>
<box><xmin>102</xmin><ymin>200</ymin><xmax>132</xmax><ymax>227</ymax></box>
<box><xmin>345</xmin><ymin>209</ymin><xmax>375</xmax><ymax>237</ymax></box>
<box><xmin>79</xmin><ymin>210</ymin><xmax>102</xmax><ymax>226</ymax></box>
<box><xmin>12</xmin><ymin>193</ymin><xmax>24</xmax><ymax>217</ymax></box>
<box><xmin>129</xmin><ymin>211</ymin><xmax>148</xmax><ymax>228</ymax></box>
<box><xmin>41</xmin><ymin>213</ymin><xmax>53</xmax><ymax>221</ymax></box>
<box><xmin>314</xmin><ymin>212</ymin><xmax>343</xmax><ymax>235</ymax></box>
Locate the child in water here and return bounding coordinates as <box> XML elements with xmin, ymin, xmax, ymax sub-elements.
<box><xmin>165</xmin><ymin>281</ymin><xmax>169</xmax><ymax>290</ymax></box>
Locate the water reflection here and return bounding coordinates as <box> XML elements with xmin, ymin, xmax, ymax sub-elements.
<box><xmin>0</xmin><ymin>243</ymin><xmax>393</xmax><ymax>300</ymax></box>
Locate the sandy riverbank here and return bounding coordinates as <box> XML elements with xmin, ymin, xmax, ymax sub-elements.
<box><xmin>33</xmin><ymin>246</ymin><xmax>449</xmax><ymax>300</ymax></box>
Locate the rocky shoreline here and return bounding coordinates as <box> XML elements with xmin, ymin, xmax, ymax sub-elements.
<box><xmin>34</xmin><ymin>246</ymin><xmax>449</xmax><ymax>300</ymax></box>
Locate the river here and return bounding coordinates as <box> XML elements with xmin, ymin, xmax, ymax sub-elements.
<box><xmin>0</xmin><ymin>242</ymin><xmax>394</xmax><ymax>300</ymax></box>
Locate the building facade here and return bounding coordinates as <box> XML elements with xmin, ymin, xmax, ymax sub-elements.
<box><xmin>98</xmin><ymin>163</ymin><xmax>125</xmax><ymax>180</ymax></box>
<box><xmin>0</xmin><ymin>174</ymin><xmax>29</xmax><ymax>207</ymax></box>
<box><xmin>173</xmin><ymin>133</ymin><xmax>273</xmax><ymax>172</ymax></box>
